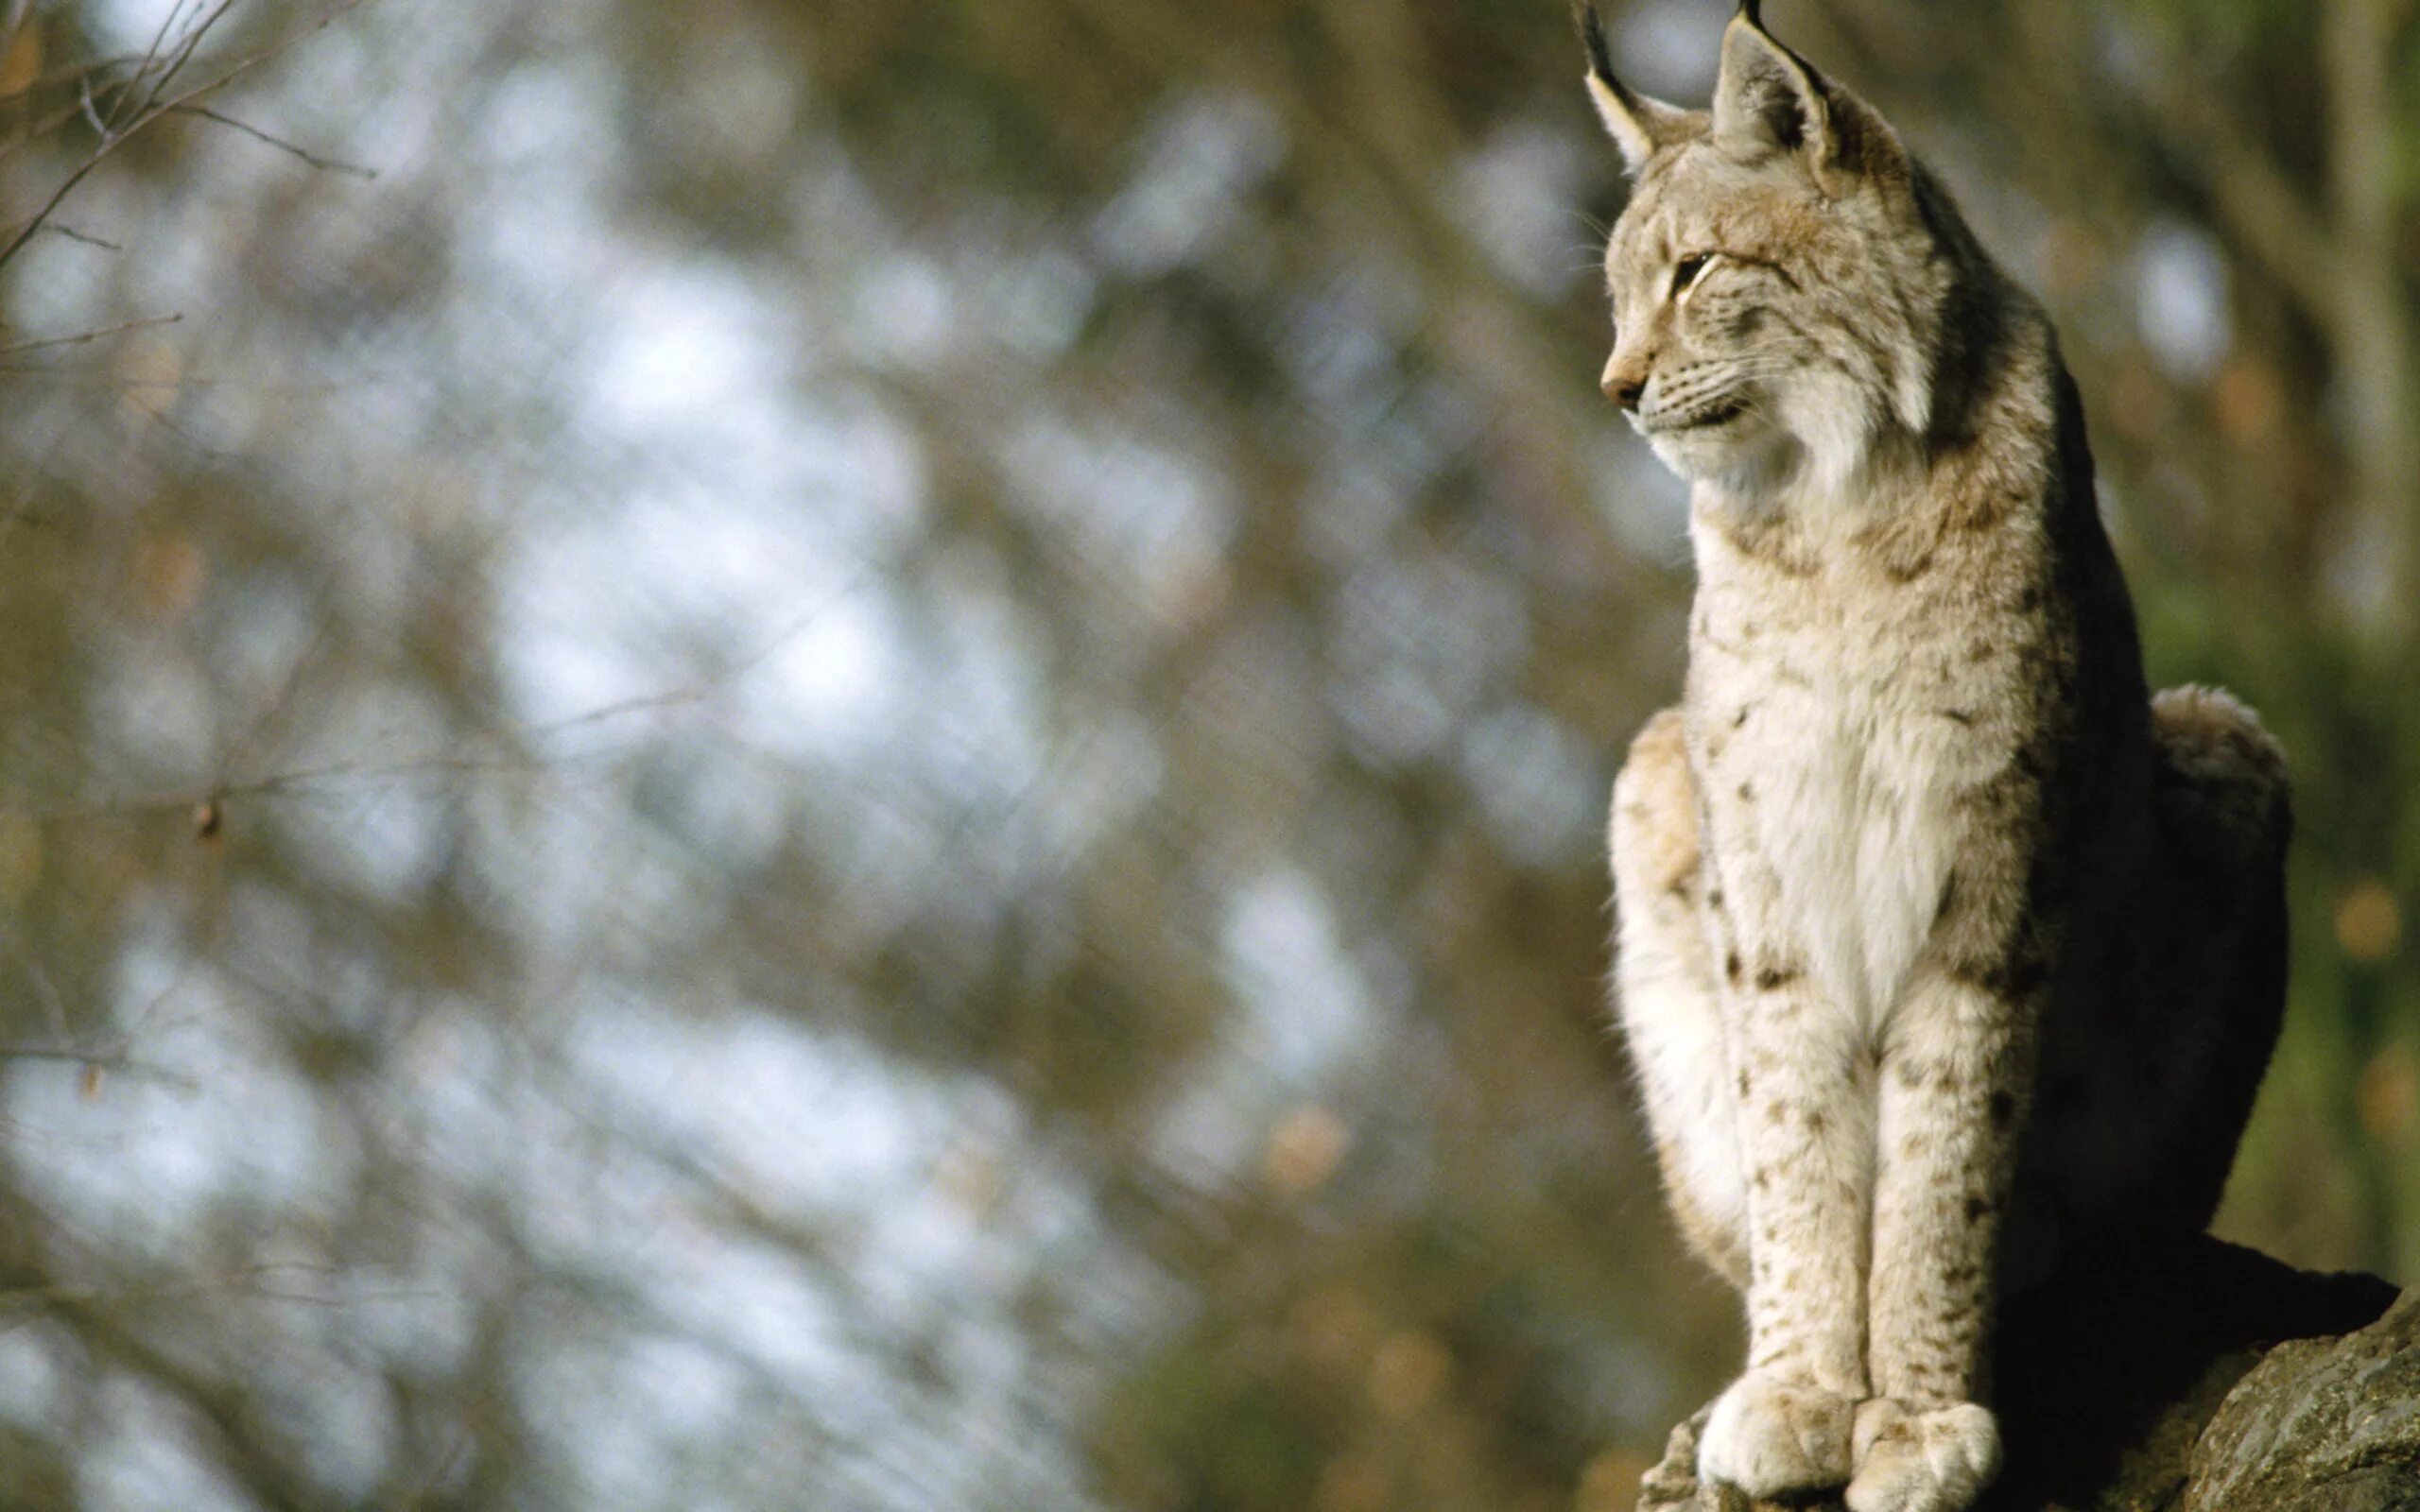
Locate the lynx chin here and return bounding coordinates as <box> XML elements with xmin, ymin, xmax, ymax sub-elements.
<box><xmin>1582</xmin><ymin>5</ymin><xmax>2290</xmax><ymax>1510</ymax></box>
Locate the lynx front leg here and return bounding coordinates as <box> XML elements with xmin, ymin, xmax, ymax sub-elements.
<box><xmin>1695</xmin><ymin>955</ymin><xmax>1875</xmax><ymax>1500</ymax></box>
<box><xmin>1850</xmin><ymin>968</ymin><xmax>2034</xmax><ymax>1512</ymax></box>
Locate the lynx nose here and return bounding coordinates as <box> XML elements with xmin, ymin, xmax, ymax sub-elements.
<box><xmin>1600</xmin><ymin>352</ymin><xmax>1649</xmax><ymax>412</ymax></box>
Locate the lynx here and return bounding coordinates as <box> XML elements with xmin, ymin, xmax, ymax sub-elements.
<box><xmin>1583</xmin><ymin>5</ymin><xmax>2290</xmax><ymax>1510</ymax></box>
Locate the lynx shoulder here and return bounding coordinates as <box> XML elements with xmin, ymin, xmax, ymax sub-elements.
<box><xmin>1584</xmin><ymin>7</ymin><xmax>2290</xmax><ymax>1512</ymax></box>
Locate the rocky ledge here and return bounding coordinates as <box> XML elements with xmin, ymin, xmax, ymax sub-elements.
<box><xmin>1638</xmin><ymin>1233</ymin><xmax>2411</xmax><ymax>1511</ymax></box>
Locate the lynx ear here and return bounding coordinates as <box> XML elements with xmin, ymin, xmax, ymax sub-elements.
<box><xmin>1713</xmin><ymin>0</ymin><xmax>1836</xmax><ymax>169</ymax></box>
<box><xmin>1577</xmin><ymin>4</ymin><xmax>1686</xmax><ymax>175</ymax></box>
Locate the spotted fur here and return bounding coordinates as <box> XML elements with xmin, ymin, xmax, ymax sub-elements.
<box><xmin>1586</xmin><ymin>7</ymin><xmax>2290</xmax><ymax>1511</ymax></box>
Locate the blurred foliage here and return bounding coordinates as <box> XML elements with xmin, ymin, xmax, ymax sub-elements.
<box><xmin>0</xmin><ymin>0</ymin><xmax>2415</xmax><ymax>1508</ymax></box>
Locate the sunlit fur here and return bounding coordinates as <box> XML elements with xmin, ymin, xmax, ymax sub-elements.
<box><xmin>1586</xmin><ymin>9</ymin><xmax>2291</xmax><ymax>1512</ymax></box>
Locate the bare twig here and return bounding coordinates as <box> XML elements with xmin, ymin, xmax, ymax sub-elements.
<box><xmin>77</xmin><ymin>72</ymin><xmax>106</xmax><ymax>137</ymax></box>
<box><xmin>168</xmin><ymin>102</ymin><xmax>377</xmax><ymax>178</ymax></box>
<box><xmin>0</xmin><ymin>1042</ymin><xmax>197</xmax><ymax>1091</ymax></box>
<box><xmin>0</xmin><ymin>367</ymin><xmax>364</xmax><ymax>387</ymax></box>
<box><xmin>108</xmin><ymin>0</ymin><xmax>222</xmax><ymax>136</ymax></box>
<box><xmin>150</xmin><ymin>0</ymin><xmax>379</xmax><ymax>123</ymax></box>
<box><xmin>0</xmin><ymin>0</ymin><xmax>380</xmax><ymax>273</ymax></box>
<box><xmin>0</xmin><ymin>1261</ymin><xmax>403</xmax><ymax>1317</ymax></box>
<box><xmin>0</xmin><ymin>147</ymin><xmax>117</xmax><ymax>268</ymax></box>
<box><xmin>0</xmin><ymin>95</ymin><xmax>110</xmax><ymax>174</ymax></box>
<box><xmin>0</xmin><ymin>52</ymin><xmax>149</xmax><ymax>110</ymax></box>
<box><xmin>0</xmin><ymin>572</ymin><xmax>873</xmax><ymax>827</ymax></box>
<box><xmin>0</xmin><ymin>311</ymin><xmax>182</xmax><ymax>356</ymax></box>
<box><xmin>42</xmin><ymin>223</ymin><xmax>122</xmax><ymax>251</ymax></box>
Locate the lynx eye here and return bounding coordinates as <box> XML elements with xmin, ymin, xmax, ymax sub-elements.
<box><xmin>1671</xmin><ymin>253</ymin><xmax>1713</xmax><ymax>296</ymax></box>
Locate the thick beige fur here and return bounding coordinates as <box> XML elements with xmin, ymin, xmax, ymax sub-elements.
<box><xmin>1582</xmin><ymin>7</ymin><xmax>2290</xmax><ymax>1510</ymax></box>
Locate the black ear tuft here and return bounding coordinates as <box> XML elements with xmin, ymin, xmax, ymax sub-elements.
<box><xmin>1575</xmin><ymin>3</ymin><xmax>1616</xmax><ymax>86</ymax></box>
<box><xmin>1737</xmin><ymin>0</ymin><xmax>1764</xmax><ymax>27</ymax></box>
<box><xmin>1579</xmin><ymin>3</ymin><xmax>1691</xmax><ymax>174</ymax></box>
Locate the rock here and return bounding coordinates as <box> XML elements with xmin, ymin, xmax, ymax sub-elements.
<box><xmin>1633</xmin><ymin>1232</ymin><xmax>2405</xmax><ymax>1511</ymax></box>
<box><xmin>2183</xmin><ymin>1288</ymin><xmax>2420</xmax><ymax>1511</ymax></box>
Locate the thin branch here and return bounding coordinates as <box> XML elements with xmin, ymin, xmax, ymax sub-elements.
<box><xmin>78</xmin><ymin>72</ymin><xmax>107</xmax><ymax>137</ymax></box>
<box><xmin>168</xmin><ymin>102</ymin><xmax>377</xmax><ymax>178</ymax></box>
<box><xmin>0</xmin><ymin>94</ymin><xmax>112</xmax><ymax>174</ymax></box>
<box><xmin>0</xmin><ymin>1046</ymin><xmax>111</xmax><ymax>1065</ymax></box>
<box><xmin>0</xmin><ymin>146</ymin><xmax>118</xmax><ymax>269</ymax></box>
<box><xmin>151</xmin><ymin>0</ymin><xmax>379</xmax><ymax>123</ymax></box>
<box><xmin>0</xmin><ymin>571</ymin><xmax>873</xmax><ymax>826</ymax></box>
<box><xmin>0</xmin><ymin>1262</ymin><xmax>429</xmax><ymax>1319</ymax></box>
<box><xmin>0</xmin><ymin>367</ymin><xmax>363</xmax><ymax>387</ymax></box>
<box><xmin>0</xmin><ymin>1043</ymin><xmax>196</xmax><ymax>1091</ymax></box>
<box><xmin>110</xmin><ymin>0</ymin><xmax>221</xmax><ymax>136</ymax></box>
<box><xmin>0</xmin><ymin>311</ymin><xmax>182</xmax><ymax>357</ymax></box>
<box><xmin>147</xmin><ymin>0</ymin><xmax>247</xmax><ymax>116</ymax></box>
<box><xmin>42</xmin><ymin>223</ymin><xmax>122</xmax><ymax>251</ymax></box>
<box><xmin>0</xmin><ymin>0</ymin><xmax>380</xmax><ymax>273</ymax></box>
<box><xmin>35</xmin><ymin>1284</ymin><xmax>333</xmax><ymax>1511</ymax></box>
<box><xmin>0</xmin><ymin>52</ymin><xmax>148</xmax><ymax>110</ymax></box>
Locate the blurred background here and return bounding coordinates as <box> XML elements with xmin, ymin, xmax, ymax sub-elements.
<box><xmin>0</xmin><ymin>0</ymin><xmax>2413</xmax><ymax>1505</ymax></box>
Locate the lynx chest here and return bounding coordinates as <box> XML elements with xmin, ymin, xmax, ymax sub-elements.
<box><xmin>1683</xmin><ymin>521</ymin><xmax>2031</xmax><ymax>1035</ymax></box>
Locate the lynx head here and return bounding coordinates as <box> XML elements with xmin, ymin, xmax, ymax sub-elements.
<box><xmin>1581</xmin><ymin>1</ymin><xmax>1976</xmax><ymax>500</ymax></box>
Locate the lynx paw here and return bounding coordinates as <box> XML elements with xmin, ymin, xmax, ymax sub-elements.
<box><xmin>1844</xmin><ymin>1399</ymin><xmax>2000</xmax><ymax>1512</ymax></box>
<box><xmin>1636</xmin><ymin>1405</ymin><xmax>1710</xmax><ymax>1510</ymax></box>
<box><xmin>1697</xmin><ymin>1370</ymin><xmax>1856</xmax><ymax>1499</ymax></box>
